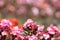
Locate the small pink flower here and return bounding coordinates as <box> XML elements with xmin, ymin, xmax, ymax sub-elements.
<box><xmin>37</xmin><ymin>25</ymin><xmax>44</xmax><ymax>32</ymax></box>
<box><xmin>36</xmin><ymin>31</ymin><xmax>44</xmax><ymax>36</ymax></box>
<box><xmin>55</xmin><ymin>12</ymin><xmax>60</xmax><ymax>18</ymax></box>
<box><xmin>23</xmin><ymin>19</ymin><xmax>35</xmax><ymax>29</ymax></box>
<box><xmin>47</xmin><ymin>26</ymin><xmax>55</xmax><ymax>34</ymax></box>
<box><xmin>43</xmin><ymin>33</ymin><xmax>50</xmax><ymax>40</ymax></box>
<box><xmin>0</xmin><ymin>19</ymin><xmax>12</xmax><ymax>30</ymax></box>
<box><xmin>50</xmin><ymin>0</ymin><xmax>60</xmax><ymax>9</ymax></box>
<box><xmin>17</xmin><ymin>7</ymin><xmax>27</xmax><ymax>15</ymax></box>
<box><xmin>31</xmin><ymin>7</ymin><xmax>39</xmax><ymax>16</ymax></box>
<box><xmin>23</xmin><ymin>19</ymin><xmax>33</xmax><ymax>28</ymax></box>
<box><xmin>28</xmin><ymin>35</ymin><xmax>38</xmax><ymax>40</ymax></box>
<box><xmin>10</xmin><ymin>26</ymin><xmax>24</xmax><ymax>35</ymax></box>
<box><xmin>1</xmin><ymin>31</ymin><xmax>8</xmax><ymax>36</ymax></box>
<box><xmin>26</xmin><ymin>0</ymin><xmax>34</xmax><ymax>5</ymax></box>
<box><xmin>18</xmin><ymin>35</ymin><xmax>27</xmax><ymax>40</ymax></box>
<box><xmin>15</xmin><ymin>0</ymin><xmax>26</xmax><ymax>5</ymax></box>
<box><xmin>0</xmin><ymin>0</ymin><xmax>5</xmax><ymax>8</ymax></box>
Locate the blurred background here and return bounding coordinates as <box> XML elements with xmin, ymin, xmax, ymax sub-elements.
<box><xmin>0</xmin><ymin>0</ymin><xmax>60</xmax><ymax>28</ymax></box>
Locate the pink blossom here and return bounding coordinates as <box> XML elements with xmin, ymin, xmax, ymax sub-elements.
<box><xmin>26</xmin><ymin>0</ymin><xmax>34</xmax><ymax>5</ymax></box>
<box><xmin>36</xmin><ymin>32</ymin><xmax>44</xmax><ymax>36</ymax></box>
<box><xmin>33</xmin><ymin>0</ymin><xmax>45</xmax><ymax>8</ymax></box>
<box><xmin>23</xmin><ymin>19</ymin><xmax>33</xmax><ymax>28</ymax></box>
<box><xmin>37</xmin><ymin>25</ymin><xmax>44</xmax><ymax>32</ymax></box>
<box><xmin>50</xmin><ymin>0</ymin><xmax>60</xmax><ymax>9</ymax></box>
<box><xmin>44</xmin><ymin>4</ymin><xmax>54</xmax><ymax>16</ymax></box>
<box><xmin>15</xmin><ymin>0</ymin><xmax>26</xmax><ymax>5</ymax></box>
<box><xmin>1</xmin><ymin>31</ymin><xmax>8</xmax><ymax>36</ymax></box>
<box><xmin>31</xmin><ymin>7</ymin><xmax>39</xmax><ymax>16</ymax></box>
<box><xmin>28</xmin><ymin>35</ymin><xmax>38</xmax><ymax>40</ymax></box>
<box><xmin>18</xmin><ymin>35</ymin><xmax>27</xmax><ymax>40</ymax></box>
<box><xmin>55</xmin><ymin>12</ymin><xmax>60</xmax><ymax>18</ymax></box>
<box><xmin>0</xmin><ymin>19</ymin><xmax>12</xmax><ymax>27</ymax></box>
<box><xmin>17</xmin><ymin>7</ymin><xmax>27</xmax><ymax>15</ymax></box>
<box><xmin>47</xmin><ymin>26</ymin><xmax>55</xmax><ymax>34</ymax></box>
<box><xmin>7</xmin><ymin>4</ymin><xmax>15</xmax><ymax>12</ymax></box>
<box><xmin>0</xmin><ymin>0</ymin><xmax>4</xmax><ymax>8</ymax></box>
<box><xmin>10</xmin><ymin>26</ymin><xmax>24</xmax><ymax>36</ymax></box>
<box><xmin>43</xmin><ymin>33</ymin><xmax>50</xmax><ymax>40</ymax></box>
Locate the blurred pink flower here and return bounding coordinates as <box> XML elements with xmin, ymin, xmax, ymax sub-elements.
<box><xmin>31</xmin><ymin>7</ymin><xmax>39</xmax><ymax>16</ymax></box>
<box><xmin>7</xmin><ymin>4</ymin><xmax>15</xmax><ymax>12</ymax></box>
<box><xmin>17</xmin><ymin>7</ymin><xmax>27</xmax><ymax>15</ymax></box>
<box><xmin>1</xmin><ymin>31</ymin><xmax>8</xmax><ymax>36</ymax></box>
<box><xmin>55</xmin><ymin>12</ymin><xmax>60</xmax><ymax>18</ymax></box>
<box><xmin>33</xmin><ymin>0</ymin><xmax>45</xmax><ymax>8</ymax></box>
<box><xmin>50</xmin><ymin>0</ymin><xmax>60</xmax><ymax>9</ymax></box>
<box><xmin>15</xmin><ymin>0</ymin><xmax>26</xmax><ymax>5</ymax></box>
<box><xmin>0</xmin><ymin>0</ymin><xmax>4</xmax><ymax>8</ymax></box>
<box><xmin>26</xmin><ymin>0</ymin><xmax>34</xmax><ymax>5</ymax></box>
<box><xmin>43</xmin><ymin>4</ymin><xmax>54</xmax><ymax>17</ymax></box>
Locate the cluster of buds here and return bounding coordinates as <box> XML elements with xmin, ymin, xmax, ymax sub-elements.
<box><xmin>0</xmin><ymin>18</ymin><xmax>60</xmax><ymax>40</ymax></box>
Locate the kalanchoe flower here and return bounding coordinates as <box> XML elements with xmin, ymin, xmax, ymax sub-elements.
<box><xmin>0</xmin><ymin>19</ymin><xmax>12</xmax><ymax>28</ymax></box>
<box><xmin>37</xmin><ymin>25</ymin><xmax>44</xmax><ymax>32</ymax></box>
<box><xmin>0</xmin><ymin>19</ymin><xmax>60</xmax><ymax>40</ymax></box>
<box><xmin>28</xmin><ymin>35</ymin><xmax>38</xmax><ymax>40</ymax></box>
<box><xmin>47</xmin><ymin>24</ymin><xmax>55</xmax><ymax>35</ymax></box>
<box><xmin>18</xmin><ymin>35</ymin><xmax>27</xmax><ymax>40</ymax></box>
<box><xmin>47</xmin><ymin>24</ymin><xmax>60</xmax><ymax>35</ymax></box>
<box><xmin>0</xmin><ymin>19</ymin><xmax>12</xmax><ymax>32</ymax></box>
<box><xmin>36</xmin><ymin>31</ymin><xmax>44</xmax><ymax>36</ymax></box>
<box><xmin>1</xmin><ymin>31</ymin><xmax>8</xmax><ymax>36</ymax></box>
<box><xmin>10</xmin><ymin>25</ymin><xmax>24</xmax><ymax>36</ymax></box>
<box><xmin>36</xmin><ymin>32</ymin><xmax>44</xmax><ymax>40</ymax></box>
<box><xmin>43</xmin><ymin>33</ymin><xmax>50</xmax><ymax>40</ymax></box>
<box><xmin>23</xmin><ymin>19</ymin><xmax>33</xmax><ymax>28</ymax></box>
<box><xmin>23</xmin><ymin>19</ymin><xmax>37</xmax><ymax>31</ymax></box>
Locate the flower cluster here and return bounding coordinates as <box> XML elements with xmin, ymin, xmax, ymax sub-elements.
<box><xmin>0</xmin><ymin>18</ymin><xmax>60</xmax><ymax>40</ymax></box>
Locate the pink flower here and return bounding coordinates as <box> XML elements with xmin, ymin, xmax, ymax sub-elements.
<box><xmin>0</xmin><ymin>0</ymin><xmax>4</xmax><ymax>8</ymax></box>
<box><xmin>47</xmin><ymin>26</ymin><xmax>55</xmax><ymax>34</ymax></box>
<box><xmin>10</xmin><ymin>26</ymin><xmax>24</xmax><ymax>36</ymax></box>
<box><xmin>33</xmin><ymin>0</ymin><xmax>45</xmax><ymax>8</ymax></box>
<box><xmin>26</xmin><ymin>0</ymin><xmax>34</xmax><ymax>5</ymax></box>
<box><xmin>55</xmin><ymin>12</ymin><xmax>60</xmax><ymax>18</ymax></box>
<box><xmin>44</xmin><ymin>4</ymin><xmax>54</xmax><ymax>17</ymax></box>
<box><xmin>28</xmin><ymin>35</ymin><xmax>38</xmax><ymax>40</ymax></box>
<box><xmin>36</xmin><ymin>31</ymin><xmax>44</xmax><ymax>37</ymax></box>
<box><xmin>0</xmin><ymin>19</ymin><xmax>12</xmax><ymax>27</ymax></box>
<box><xmin>7</xmin><ymin>4</ymin><xmax>15</xmax><ymax>12</ymax></box>
<box><xmin>43</xmin><ymin>33</ymin><xmax>50</xmax><ymax>40</ymax></box>
<box><xmin>1</xmin><ymin>31</ymin><xmax>8</xmax><ymax>36</ymax></box>
<box><xmin>15</xmin><ymin>0</ymin><xmax>26</xmax><ymax>5</ymax></box>
<box><xmin>47</xmin><ymin>24</ymin><xmax>59</xmax><ymax>34</ymax></box>
<box><xmin>50</xmin><ymin>0</ymin><xmax>60</xmax><ymax>9</ymax></box>
<box><xmin>17</xmin><ymin>6</ymin><xmax>27</xmax><ymax>15</ymax></box>
<box><xmin>23</xmin><ymin>19</ymin><xmax>33</xmax><ymax>29</ymax></box>
<box><xmin>17</xmin><ymin>35</ymin><xmax>27</xmax><ymax>40</ymax></box>
<box><xmin>31</xmin><ymin>7</ymin><xmax>39</xmax><ymax>16</ymax></box>
<box><xmin>37</xmin><ymin>25</ymin><xmax>44</xmax><ymax>32</ymax></box>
